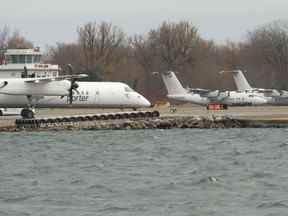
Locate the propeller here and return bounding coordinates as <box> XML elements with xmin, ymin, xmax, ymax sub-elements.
<box><xmin>66</xmin><ymin>64</ymin><xmax>79</xmax><ymax>104</ymax></box>
<box><xmin>0</xmin><ymin>81</ymin><xmax>8</xmax><ymax>88</ymax></box>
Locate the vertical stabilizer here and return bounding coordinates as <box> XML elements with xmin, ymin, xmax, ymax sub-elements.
<box><xmin>161</xmin><ymin>71</ymin><xmax>187</xmax><ymax>95</ymax></box>
<box><xmin>231</xmin><ymin>70</ymin><xmax>252</xmax><ymax>91</ymax></box>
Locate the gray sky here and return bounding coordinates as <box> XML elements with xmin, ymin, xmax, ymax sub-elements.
<box><xmin>2</xmin><ymin>0</ymin><xmax>288</xmax><ymax>49</ymax></box>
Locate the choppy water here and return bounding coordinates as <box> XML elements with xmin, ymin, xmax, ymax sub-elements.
<box><xmin>0</xmin><ymin>129</ymin><xmax>288</xmax><ymax>216</ymax></box>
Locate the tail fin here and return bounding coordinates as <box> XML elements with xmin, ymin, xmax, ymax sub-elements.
<box><xmin>161</xmin><ymin>71</ymin><xmax>187</xmax><ymax>95</ymax></box>
<box><xmin>231</xmin><ymin>70</ymin><xmax>252</xmax><ymax>91</ymax></box>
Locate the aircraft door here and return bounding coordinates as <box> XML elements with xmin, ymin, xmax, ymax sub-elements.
<box><xmin>94</xmin><ymin>89</ymin><xmax>100</xmax><ymax>104</ymax></box>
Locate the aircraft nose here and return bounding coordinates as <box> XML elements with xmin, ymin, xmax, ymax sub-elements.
<box><xmin>138</xmin><ymin>95</ymin><xmax>151</xmax><ymax>107</ymax></box>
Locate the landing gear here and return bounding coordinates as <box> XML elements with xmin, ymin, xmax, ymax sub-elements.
<box><xmin>21</xmin><ymin>95</ymin><xmax>36</xmax><ymax>119</ymax></box>
<box><xmin>21</xmin><ymin>108</ymin><xmax>35</xmax><ymax>119</ymax></box>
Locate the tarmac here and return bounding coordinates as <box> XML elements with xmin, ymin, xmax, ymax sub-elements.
<box><xmin>2</xmin><ymin>105</ymin><xmax>288</xmax><ymax>130</ymax></box>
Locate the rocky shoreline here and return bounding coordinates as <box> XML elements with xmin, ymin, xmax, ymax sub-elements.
<box><xmin>4</xmin><ymin>115</ymin><xmax>288</xmax><ymax>132</ymax></box>
<box><xmin>81</xmin><ymin>116</ymin><xmax>288</xmax><ymax>130</ymax></box>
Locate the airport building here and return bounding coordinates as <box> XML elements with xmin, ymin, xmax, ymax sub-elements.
<box><xmin>0</xmin><ymin>48</ymin><xmax>59</xmax><ymax>78</ymax></box>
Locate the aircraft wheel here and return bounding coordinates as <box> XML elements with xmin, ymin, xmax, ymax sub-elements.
<box><xmin>21</xmin><ymin>109</ymin><xmax>35</xmax><ymax>119</ymax></box>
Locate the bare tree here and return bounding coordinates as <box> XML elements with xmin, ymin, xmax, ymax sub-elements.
<box><xmin>150</xmin><ymin>21</ymin><xmax>200</xmax><ymax>71</ymax></box>
<box><xmin>7</xmin><ymin>30</ymin><xmax>33</xmax><ymax>49</ymax></box>
<box><xmin>0</xmin><ymin>27</ymin><xmax>33</xmax><ymax>64</ymax></box>
<box><xmin>131</xmin><ymin>35</ymin><xmax>162</xmax><ymax>98</ymax></box>
<box><xmin>131</xmin><ymin>21</ymin><xmax>201</xmax><ymax>99</ymax></box>
<box><xmin>131</xmin><ymin>35</ymin><xmax>158</xmax><ymax>73</ymax></box>
<box><xmin>46</xmin><ymin>42</ymin><xmax>86</xmax><ymax>78</ymax></box>
<box><xmin>0</xmin><ymin>26</ymin><xmax>9</xmax><ymax>49</ymax></box>
<box><xmin>77</xmin><ymin>21</ymin><xmax>126</xmax><ymax>80</ymax></box>
<box><xmin>247</xmin><ymin>21</ymin><xmax>288</xmax><ymax>89</ymax></box>
<box><xmin>0</xmin><ymin>26</ymin><xmax>10</xmax><ymax>64</ymax></box>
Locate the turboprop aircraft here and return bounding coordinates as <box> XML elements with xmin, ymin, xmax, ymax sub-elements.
<box><xmin>159</xmin><ymin>71</ymin><xmax>268</xmax><ymax>106</ymax></box>
<box><xmin>0</xmin><ymin>74</ymin><xmax>151</xmax><ymax>118</ymax></box>
<box><xmin>219</xmin><ymin>70</ymin><xmax>288</xmax><ymax>105</ymax></box>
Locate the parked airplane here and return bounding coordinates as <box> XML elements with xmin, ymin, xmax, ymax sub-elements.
<box><xmin>220</xmin><ymin>70</ymin><xmax>288</xmax><ymax>105</ymax></box>
<box><xmin>160</xmin><ymin>71</ymin><xmax>268</xmax><ymax>106</ymax></box>
<box><xmin>0</xmin><ymin>76</ymin><xmax>151</xmax><ymax>118</ymax></box>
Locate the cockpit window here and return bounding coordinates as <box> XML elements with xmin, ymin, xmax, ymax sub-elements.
<box><xmin>124</xmin><ymin>86</ymin><xmax>134</xmax><ymax>92</ymax></box>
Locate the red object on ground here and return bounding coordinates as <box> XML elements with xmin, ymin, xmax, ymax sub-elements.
<box><xmin>206</xmin><ymin>103</ymin><xmax>228</xmax><ymax>110</ymax></box>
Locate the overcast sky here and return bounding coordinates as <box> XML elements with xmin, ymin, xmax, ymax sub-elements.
<box><xmin>1</xmin><ymin>0</ymin><xmax>288</xmax><ymax>49</ymax></box>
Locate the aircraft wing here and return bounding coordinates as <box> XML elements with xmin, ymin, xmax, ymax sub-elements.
<box><xmin>55</xmin><ymin>74</ymin><xmax>88</xmax><ymax>80</ymax></box>
<box><xmin>25</xmin><ymin>74</ymin><xmax>88</xmax><ymax>83</ymax></box>
<box><xmin>187</xmin><ymin>88</ymin><xmax>210</xmax><ymax>94</ymax></box>
<box><xmin>253</xmin><ymin>88</ymin><xmax>274</xmax><ymax>93</ymax></box>
<box><xmin>207</xmin><ymin>90</ymin><xmax>220</xmax><ymax>98</ymax></box>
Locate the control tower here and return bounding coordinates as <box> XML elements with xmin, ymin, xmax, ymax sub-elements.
<box><xmin>0</xmin><ymin>48</ymin><xmax>59</xmax><ymax>78</ymax></box>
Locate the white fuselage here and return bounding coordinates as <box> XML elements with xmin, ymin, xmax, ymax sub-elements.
<box><xmin>0</xmin><ymin>82</ymin><xmax>151</xmax><ymax>108</ymax></box>
<box><xmin>0</xmin><ymin>79</ymin><xmax>71</xmax><ymax>96</ymax></box>
<box><xmin>161</xmin><ymin>71</ymin><xmax>268</xmax><ymax>106</ymax></box>
<box><xmin>0</xmin><ymin>49</ymin><xmax>152</xmax><ymax>110</ymax></box>
<box><xmin>167</xmin><ymin>90</ymin><xmax>267</xmax><ymax>106</ymax></box>
<box><xmin>167</xmin><ymin>93</ymin><xmax>210</xmax><ymax>105</ymax></box>
<box><xmin>241</xmin><ymin>89</ymin><xmax>288</xmax><ymax>105</ymax></box>
<box><xmin>216</xmin><ymin>91</ymin><xmax>268</xmax><ymax>106</ymax></box>
<box><xmin>227</xmin><ymin>70</ymin><xmax>288</xmax><ymax>105</ymax></box>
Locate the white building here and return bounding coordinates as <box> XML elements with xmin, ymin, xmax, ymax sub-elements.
<box><xmin>0</xmin><ymin>48</ymin><xmax>60</xmax><ymax>115</ymax></box>
<box><xmin>0</xmin><ymin>48</ymin><xmax>59</xmax><ymax>78</ymax></box>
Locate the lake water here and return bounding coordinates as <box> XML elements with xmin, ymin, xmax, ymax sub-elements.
<box><xmin>0</xmin><ymin>129</ymin><xmax>288</xmax><ymax>216</ymax></box>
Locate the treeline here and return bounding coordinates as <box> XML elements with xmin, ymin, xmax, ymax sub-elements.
<box><xmin>1</xmin><ymin>20</ymin><xmax>288</xmax><ymax>101</ymax></box>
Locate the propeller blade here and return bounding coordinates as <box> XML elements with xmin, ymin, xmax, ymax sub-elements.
<box><xmin>0</xmin><ymin>81</ymin><xmax>8</xmax><ymax>88</ymax></box>
<box><xmin>69</xmin><ymin>87</ymin><xmax>73</xmax><ymax>104</ymax></box>
<box><xmin>64</xmin><ymin>64</ymin><xmax>84</xmax><ymax>104</ymax></box>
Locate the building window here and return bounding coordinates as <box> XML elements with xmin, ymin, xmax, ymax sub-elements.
<box><xmin>5</xmin><ymin>56</ymin><xmax>10</xmax><ymax>64</ymax></box>
<box><xmin>33</xmin><ymin>55</ymin><xmax>41</xmax><ymax>63</ymax></box>
<box><xmin>26</xmin><ymin>55</ymin><xmax>32</xmax><ymax>63</ymax></box>
<box><xmin>11</xmin><ymin>55</ymin><xmax>18</xmax><ymax>63</ymax></box>
<box><xmin>19</xmin><ymin>55</ymin><xmax>25</xmax><ymax>63</ymax></box>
